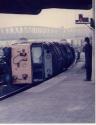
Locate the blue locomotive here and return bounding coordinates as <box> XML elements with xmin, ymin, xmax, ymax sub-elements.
<box><xmin>0</xmin><ymin>41</ymin><xmax>79</xmax><ymax>99</ymax></box>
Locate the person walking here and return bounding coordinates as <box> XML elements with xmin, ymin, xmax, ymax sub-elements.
<box><xmin>83</xmin><ymin>37</ymin><xmax>92</xmax><ymax>81</ymax></box>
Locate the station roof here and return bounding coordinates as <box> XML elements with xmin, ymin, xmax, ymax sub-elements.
<box><xmin>0</xmin><ymin>0</ymin><xmax>92</xmax><ymax>15</ymax></box>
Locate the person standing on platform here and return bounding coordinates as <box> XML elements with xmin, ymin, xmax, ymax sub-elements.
<box><xmin>83</xmin><ymin>37</ymin><xmax>92</xmax><ymax>81</ymax></box>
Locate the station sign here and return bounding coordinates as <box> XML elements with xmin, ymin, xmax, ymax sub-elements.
<box><xmin>75</xmin><ymin>14</ymin><xmax>90</xmax><ymax>24</ymax></box>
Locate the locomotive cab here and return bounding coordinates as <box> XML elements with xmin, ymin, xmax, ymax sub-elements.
<box><xmin>31</xmin><ymin>43</ymin><xmax>44</xmax><ymax>82</ymax></box>
<box><xmin>31</xmin><ymin>42</ymin><xmax>53</xmax><ymax>82</ymax></box>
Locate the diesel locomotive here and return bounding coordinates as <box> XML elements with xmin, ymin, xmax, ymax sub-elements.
<box><xmin>0</xmin><ymin>40</ymin><xmax>78</xmax><ymax>99</ymax></box>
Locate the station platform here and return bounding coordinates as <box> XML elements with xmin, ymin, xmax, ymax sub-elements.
<box><xmin>0</xmin><ymin>61</ymin><xmax>95</xmax><ymax>123</ymax></box>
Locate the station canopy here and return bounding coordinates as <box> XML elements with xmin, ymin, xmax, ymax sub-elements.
<box><xmin>0</xmin><ymin>0</ymin><xmax>92</xmax><ymax>15</ymax></box>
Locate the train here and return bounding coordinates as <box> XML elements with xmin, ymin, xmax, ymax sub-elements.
<box><xmin>0</xmin><ymin>40</ymin><xmax>79</xmax><ymax>99</ymax></box>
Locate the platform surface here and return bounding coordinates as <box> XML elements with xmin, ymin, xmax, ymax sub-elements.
<box><xmin>0</xmin><ymin>61</ymin><xmax>95</xmax><ymax>123</ymax></box>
